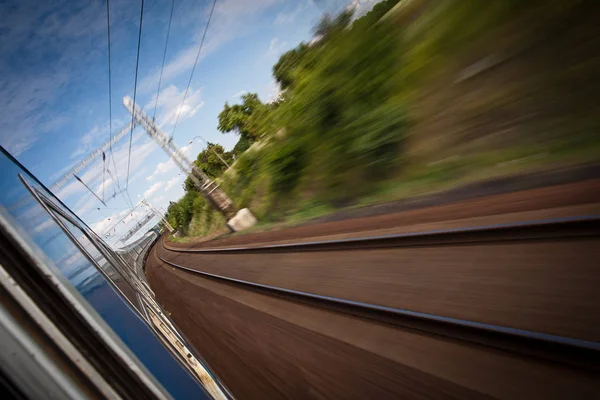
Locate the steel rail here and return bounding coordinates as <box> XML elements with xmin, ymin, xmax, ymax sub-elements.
<box><xmin>164</xmin><ymin>215</ymin><xmax>600</xmax><ymax>254</ymax></box>
<box><xmin>155</xmin><ymin>242</ymin><xmax>600</xmax><ymax>372</ymax></box>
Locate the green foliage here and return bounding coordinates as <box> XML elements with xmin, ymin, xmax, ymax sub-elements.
<box><xmin>232</xmin><ymin>133</ymin><xmax>252</xmax><ymax>155</ymax></box>
<box><xmin>183</xmin><ymin>176</ymin><xmax>195</xmax><ymax>192</ymax></box>
<box><xmin>217</xmin><ymin>93</ymin><xmax>269</xmax><ymax>142</ymax></box>
<box><xmin>272</xmin><ymin>6</ymin><xmax>406</xmax><ymax>204</ymax></box>
<box><xmin>235</xmin><ymin>149</ymin><xmax>262</xmax><ymax>185</ymax></box>
<box><xmin>217</xmin><ymin>102</ymin><xmax>247</xmax><ymax>135</ymax></box>
<box><xmin>313</xmin><ymin>9</ymin><xmax>353</xmax><ymax>39</ymax></box>
<box><xmin>352</xmin><ymin>0</ymin><xmax>400</xmax><ymax>30</ymax></box>
<box><xmin>273</xmin><ymin>43</ymin><xmax>310</xmax><ymax>90</ymax></box>
<box><xmin>166</xmin><ymin>191</ymin><xmax>199</xmax><ymax>235</ymax></box>
<box><xmin>168</xmin><ymin>0</ymin><xmax>596</xmax><ymax>238</ymax></box>
<box><xmin>267</xmin><ymin>139</ymin><xmax>306</xmax><ymax>195</ymax></box>
<box><xmin>193</xmin><ymin>142</ymin><xmax>233</xmax><ymax>179</ymax></box>
<box><xmin>169</xmin><ymin>1</ymin><xmax>409</xmax><ymax>236</ymax></box>
<box><xmin>347</xmin><ymin>104</ymin><xmax>408</xmax><ymax>176</ymax></box>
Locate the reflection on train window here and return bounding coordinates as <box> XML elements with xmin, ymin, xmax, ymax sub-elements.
<box><xmin>51</xmin><ymin>210</ymin><xmax>141</xmax><ymax>312</ymax></box>
<box><xmin>7</xmin><ymin>154</ymin><xmax>213</xmax><ymax>398</ymax></box>
<box><xmin>17</xmin><ymin>169</ymin><xmax>144</xmax><ymax>315</ymax></box>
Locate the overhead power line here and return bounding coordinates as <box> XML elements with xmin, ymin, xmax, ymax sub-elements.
<box><xmin>105</xmin><ymin>0</ymin><xmax>123</xmax><ymax>191</ymax></box>
<box><xmin>152</xmin><ymin>0</ymin><xmax>176</xmax><ymax>124</ymax></box>
<box><xmin>100</xmin><ymin>200</ymin><xmax>145</xmax><ymax>236</ymax></box>
<box><xmin>102</xmin><ymin>152</ymin><xmax>106</xmax><ymax>201</ymax></box>
<box><xmin>105</xmin><ymin>0</ymin><xmax>134</xmax><ymax>212</ymax></box>
<box><xmin>74</xmin><ymin>174</ymin><xmax>107</xmax><ymax>207</ymax></box>
<box><xmin>106</xmin><ymin>167</ymin><xmax>135</xmax><ymax>211</ymax></box>
<box><xmin>126</xmin><ymin>0</ymin><xmax>146</xmax><ymax>188</ymax></box>
<box><xmin>170</xmin><ymin>0</ymin><xmax>217</xmax><ymax>141</ymax></box>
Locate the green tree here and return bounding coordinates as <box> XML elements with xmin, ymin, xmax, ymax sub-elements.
<box><xmin>193</xmin><ymin>142</ymin><xmax>233</xmax><ymax>179</ymax></box>
<box><xmin>217</xmin><ymin>93</ymin><xmax>264</xmax><ymax>139</ymax></box>
<box><xmin>217</xmin><ymin>92</ymin><xmax>277</xmax><ymax>156</ymax></box>
<box><xmin>270</xmin><ymin>2</ymin><xmax>406</xmax><ymax>204</ymax></box>
<box><xmin>313</xmin><ymin>9</ymin><xmax>353</xmax><ymax>39</ymax></box>
<box><xmin>272</xmin><ymin>43</ymin><xmax>310</xmax><ymax>90</ymax></box>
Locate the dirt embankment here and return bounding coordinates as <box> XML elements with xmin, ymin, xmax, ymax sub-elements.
<box><xmin>168</xmin><ymin>177</ymin><xmax>600</xmax><ymax>249</ymax></box>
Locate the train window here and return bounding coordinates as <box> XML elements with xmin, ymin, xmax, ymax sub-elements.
<box><xmin>51</xmin><ymin>210</ymin><xmax>142</xmax><ymax>312</ymax></box>
<box><xmin>15</xmin><ymin>172</ymin><xmax>146</xmax><ymax>314</ymax></box>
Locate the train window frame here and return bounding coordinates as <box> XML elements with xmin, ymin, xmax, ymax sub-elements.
<box><xmin>2</xmin><ymin>173</ymin><xmax>173</xmax><ymax>399</ymax></box>
<box><xmin>17</xmin><ymin>172</ymin><xmax>230</xmax><ymax>399</ymax></box>
<box><xmin>18</xmin><ymin>173</ymin><xmax>146</xmax><ymax>314</ymax></box>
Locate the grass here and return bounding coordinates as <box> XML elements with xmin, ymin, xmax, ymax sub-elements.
<box><xmin>172</xmin><ymin>134</ymin><xmax>600</xmax><ymax>241</ymax></box>
<box><xmin>168</xmin><ymin>235</ymin><xmax>192</xmax><ymax>243</ymax></box>
<box><xmin>358</xmin><ymin>135</ymin><xmax>600</xmax><ymax>207</ymax></box>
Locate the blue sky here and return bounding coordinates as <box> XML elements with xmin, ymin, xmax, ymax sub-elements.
<box><xmin>0</xmin><ymin>0</ymin><xmax>381</xmax><ymax>247</ymax></box>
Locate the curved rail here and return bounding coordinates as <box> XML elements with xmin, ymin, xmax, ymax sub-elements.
<box><xmin>155</xmin><ymin>240</ymin><xmax>600</xmax><ymax>371</ymax></box>
<box><xmin>163</xmin><ymin>215</ymin><xmax>600</xmax><ymax>254</ymax></box>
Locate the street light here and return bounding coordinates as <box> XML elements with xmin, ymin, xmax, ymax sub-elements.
<box><xmin>188</xmin><ymin>136</ymin><xmax>231</xmax><ymax>169</ymax></box>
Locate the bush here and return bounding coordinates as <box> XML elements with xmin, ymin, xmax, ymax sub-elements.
<box><xmin>235</xmin><ymin>149</ymin><xmax>262</xmax><ymax>186</ymax></box>
<box><xmin>267</xmin><ymin>139</ymin><xmax>306</xmax><ymax>196</ymax></box>
<box><xmin>232</xmin><ymin>133</ymin><xmax>252</xmax><ymax>155</ymax></box>
<box><xmin>348</xmin><ymin>103</ymin><xmax>408</xmax><ymax>176</ymax></box>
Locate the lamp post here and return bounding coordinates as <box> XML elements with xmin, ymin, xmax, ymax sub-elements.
<box><xmin>188</xmin><ymin>136</ymin><xmax>231</xmax><ymax>169</ymax></box>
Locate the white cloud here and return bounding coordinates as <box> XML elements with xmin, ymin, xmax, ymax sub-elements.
<box><xmin>143</xmin><ymin>181</ymin><xmax>165</xmax><ymax>198</ymax></box>
<box><xmin>266</xmin><ymin>78</ymin><xmax>283</xmax><ymax>104</ymax></box>
<box><xmin>93</xmin><ymin>177</ymin><xmax>114</xmax><ymax>200</ymax></box>
<box><xmin>139</xmin><ymin>46</ymin><xmax>204</xmax><ymax>95</ymax></box>
<box><xmin>146</xmin><ymin>161</ymin><xmax>175</xmax><ymax>181</ymax></box>
<box><xmin>274</xmin><ymin>12</ymin><xmax>295</xmax><ymax>25</ymax></box>
<box><xmin>49</xmin><ymin>160</ymin><xmax>81</xmax><ymax>182</ymax></box>
<box><xmin>72</xmin><ymin>196</ymin><xmax>103</xmax><ymax>218</ymax></box>
<box><xmin>91</xmin><ymin>216</ymin><xmax>117</xmax><ymax>236</ymax></box>
<box><xmin>274</xmin><ymin>1</ymin><xmax>311</xmax><ymax>25</ymax></box>
<box><xmin>144</xmin><ymin>85</ymin><xmax>204</xmax><ymax>127</ymax></box>
<box><xmin>152</xmin><ymin>195</ymin><xmax>166</xmax><ymax>204</ymax></box>
<box><xmin>180</xmin><ymin>143</ymin><xmax>193</xmax><ymax>157</ymax></box>
<box><xmin>70</xmin><ymin>125</ymin><xmax>103</xmax><ymax>159</ymax></box>
<box><xmin>69</xmin><ymin>116</ymin><xmax>130</xmax><ymax>160</ymax></box>
<box><xmin>146</xmin><ymin>144</ymin><xmax>192</xmax><ymax>181</ymax></box>
<box><xmin>32</xmin><ymin>217</ymin><xmax>57</xmax><ymax>234</ymax></box>
<box><xmin>232</xmin><ymin>90</ymin><xmax>247</xmax><ymax>98</ymax></box>
<box><xmin>267</xmin><ymin>37</ymin><xmax>287</xmax><ymax>57</ymax></box>
<box><xmin>164</xmin><ymin>175</ymin><xmax>183</xmax><ymax>192</ymax></box>
<box><xmin>128</xmin><ymin>167</ymin><xmax>148</xmax><ymax>185</ymax></box>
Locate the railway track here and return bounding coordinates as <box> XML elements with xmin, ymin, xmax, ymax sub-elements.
<box><xmin>163</xmin><ymin>215</ymin><xmax>600</xmax><ymax>253</ymax></box>
<box><xmin>155</xmin><ymin>215</ymin><xmax>600</xmax><ymax>372</ymax></box>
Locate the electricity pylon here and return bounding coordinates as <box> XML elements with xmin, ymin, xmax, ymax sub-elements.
<box><xmin>52</xmin><ymin>123</ymin><xmax>132</xmax><ymax>189</ymax></box>
<box><xmin>138</xmin><ymin>196</ymin><xmax>174</xmax><ymax>233</ymax></box>
<box><xmin>122</xmin><ymin>96</ymin><xmax>256</xmax><ymax>231</ymax></box>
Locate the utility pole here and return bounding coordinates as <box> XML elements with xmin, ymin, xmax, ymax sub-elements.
<box><xmin>52</xmin><ymin>123</ymin><xmax>132</xmax><ymax>189</ymax></box>
<box><xmin>123</xmin><ymin>96</ymin><xmax>256</xmax><ymax>232</ymax></box>
<box><xmin>138</xmin><ymin>196</ymin><xmax>174</xmax><ymax>233</ymax></box>
<box><xmin>100</xmin><ymin>201</ymin><xmax>145</xmax><ymax>240</ymax></box>
<box><xmin>119</xmin><ymin>212</ymin><xmax>155</xmax><ymax>243</ymax></box>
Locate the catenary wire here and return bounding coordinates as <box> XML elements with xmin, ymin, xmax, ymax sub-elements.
<box><xmin>105</xmin><ymin>0</ymin><xmax>134</xmax><ymax>212</ymax></box>
<box><xmin>151</xmin><ymin>0</ymin><xmax>176</xmax><ymax>124</ymax></box>
<box><xmin>125</xmin><ymin>0</ymin><xmax>146</xmax><ymax>188</ymax></box>
<box><xmin>105</xmin><ymin>0</ymin><xmax>123</xmax><ymax>192</ymax></box>
<box><xmin>170</xmin><ymin>0</ymin><xmax>217</xmax><ymax>141</ymax></box>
